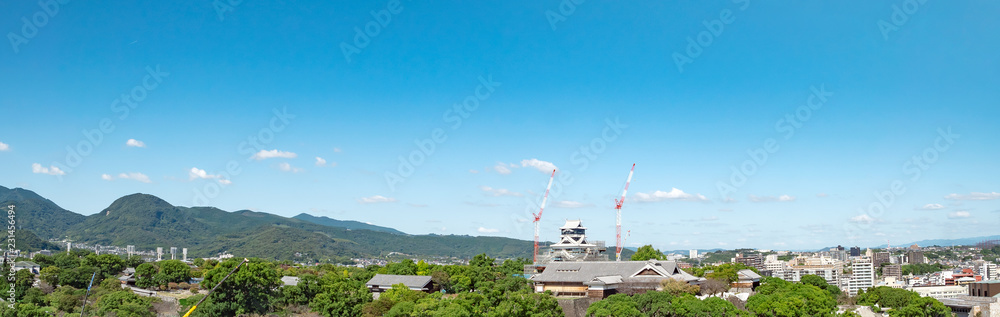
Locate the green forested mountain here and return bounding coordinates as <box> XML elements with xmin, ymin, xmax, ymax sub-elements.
<box><xmin>293</xmin><ymin>213</ymin><xmax>406</xmax><ymax>235</ymax></box>
<box><xmin>0</xmin><ymin>185</ymin><xmax>86</xmax><ymax>239</ymax></box>
<box><xmin>2</xmin><ymin>186</ymin><xmax>536</xmax><ymax>261</ymax></box>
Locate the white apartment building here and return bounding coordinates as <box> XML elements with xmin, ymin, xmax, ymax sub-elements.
<box><xmin>848</xmin><ymin>257</ymin><xmax>875</xmax><ymax>296</ymax></box>
<box><xmin>911</xmin><ymin>285</ymin><xmax>968</xmax><ymax>299</ymax></box>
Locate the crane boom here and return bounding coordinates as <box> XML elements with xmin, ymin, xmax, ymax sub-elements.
<box><xmin>615</xmin><ymin>164</ymin><xmax>635</xmax><ymax>262</ymax></box>
<box><xmin>533</xmin><ymin>169</ymin><xmax>556</xmax><ymax>263</ymax></box>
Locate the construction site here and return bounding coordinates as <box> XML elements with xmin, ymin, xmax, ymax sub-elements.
<box><xmin>526</xmin><ymin>164</ymin><xmax>636</xmax><ymax>275</ymax></box>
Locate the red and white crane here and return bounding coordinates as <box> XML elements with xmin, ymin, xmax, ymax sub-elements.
<box><xmin>615</xmin><ymin>164</ymin><xmax>635</xmax><ymax>262</ymax></box>
<box><xmin>533</xmin><ymin>169</ymin><xmax>556</xmax><ymax>264</ymax></box>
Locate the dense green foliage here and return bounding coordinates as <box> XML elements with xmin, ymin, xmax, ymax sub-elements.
<box><xmin>857</xmin><ymin>287</ymin><xmax>951</xmax><ymax>317</ymax></box>
<box><xmin>632</xmin><ymin>245</ymin><xmax>667</xmax><ymax>261</ymax></box>
<box><xmin>685</xmin><ymin>263</ymin><xmax>758</xmax><ymax>283</ymax></box>
<box><xmin>586</xmin><ymin>291</ymin><xmax>749</xmax><ymax>317</ymax></box>
<box><xmin>745</xmin><ymin>277</ymin><xmax>836</xmax><ymax>317</ymax></box>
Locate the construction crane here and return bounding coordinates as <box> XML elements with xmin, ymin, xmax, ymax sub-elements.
<box><xmin>615</xmin><ymin>163</ymin><xmax>635</xmax><ymax>262</ymax></box>
<box><xmin>533</xmin><ymin>169</ymin><xmax>556</xmax><ymax>263</ymax></box>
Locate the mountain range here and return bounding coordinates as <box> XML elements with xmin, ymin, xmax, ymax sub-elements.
<box><xmin>0</xmin><ymin>185</ymin><xmax>555</xmax><ymax>261</ymax></box>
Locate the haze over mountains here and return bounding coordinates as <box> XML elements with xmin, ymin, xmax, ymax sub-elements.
<box><xmin>0</xmin><ymin>185</ymin><xmax>538</xmax><ymax>261</ymax></box>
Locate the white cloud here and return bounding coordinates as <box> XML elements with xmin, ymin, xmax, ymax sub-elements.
<box><xmin>468</xmin><ymin>169</ymin><xmax>479</xmax><ymax>174</ymax></box>
<box><xmin>917</xmin><ymin>203</ymin><xmax>945</xmax><ymax>210</ymax></box>
<box><xmin>944</xmin><ymin>192</ymin><xmax>1000</xmax><ymax>201</ymax></box>
<box><xmin>251</xmin><ymin>149</ymin><xmax>297</xmax><ymax>160</ymax></box>
<box><xmin>748</xmin><ymin>194</ymin><xmax>796</xmax><ymax>202</ymax></box>
<box><xmin>125</xmin><ymin>139</ymin><xmax>146</xmax><ymax>148</ymax></box>
<box><xmin>520</xmin><ymin>159</ymin><xmax>558</xmax><ymax>173</ymax></box>
<box><xmin>31</xmin><ymin>163</ymin><xmax>65</xmax><ymax>176</ymax></box>
<box><xmin>553</xmin><ymin>200</ymin><xmax>591</xmax><ymax>208</ymax></box>
<box><xmin>479</xmin><ymin>186</ymin><xmax>522</xmax><ymax>197</ymax></box>
<box><xmin>101</xmin><ymin>174</ymin><xmax>113</xmax><ymax>181</ymax></box>
<box><xmin>816</xmin><ymin>193</ymin><xmax>828</xmax><ymax>197</ymax></box>
<box><xmin>719</xmin><ymin>208</ymin><xmax>734</xmax><ymax>212</ymax></box>
<box><xmin>189</xmin><ymin>167</ymin><xmax>230</xmax><ymax>184</ymax></box>
<box><xmin>633</xmin><ymin>188</ymin><xmax>708</xmax><ymax>202</ymax></box>
<box><xmin>117</xmin><ymin>172</ymin><xmax>152</xmax><ymax>183</ymax></box>
<box><xmin>358</xmin><ymin>195</ymin><xmax>397</xmax><ymax>204</ymax></box>
<box><xmin>774</xmin><ymin>242</ymin><xmax>787</xmax><ymax>246</ymax></box>
<box><xmin>948</xmin><ymin>211</ymin><xmax>971</xmax><ymax>219</ymax></box>
<box><xmin>189</xmin><ymin>167</ymin><xmax>219</xmax><ymax>180</ymax></box>
<box><xmin>333</xmin><ymin>147</ymin><xmax>342</xmax><ymax>153</ymax></box>
<box><xmin>315</xmin><ymin>157</ymin><xmax>327</xmax><ymax>166</ymax></box>
<box><xmin>849</xmin><ymin>214</ymin><xmax>876</xmax><ymax>224</ymax></box>
<box><xmin>493</xmin><ymin>163</ymin><xmax>512</xmax><ymax>175</ymax></box>
<box><xmin>701</xmin><ymin>216</ymin><xmax>719</xmax><ymax>221</ymax></box>
<box><xmin>722</xmin><ymin>197</ymin><xmax>737</xmax><ymax>203</ymax></box>
<box><xmin>278</xmin><ymin>162</ymin><xmax>303</xmax><ymax>173</ymax></box>
<box><xmin>477</xmin><ymin>227</ymin><xmax>500</xmax><ymax>233</ymax></box>
<box><xmin>0</xmin><ymin>142</ymin><xmax>9</xmax><ymax>151</ymax></box>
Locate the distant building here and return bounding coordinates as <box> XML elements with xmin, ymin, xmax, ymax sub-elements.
<box><xmin>850</xmin><ymin>247</ymin><xmax>861</xmax><ymax>257</ymax></box>
<box><xmin>170</xmin><ymin>247</ymin><xmax>177</xmax><ymax>260</ymax></box>
<box><xmin>733</xmin><ymin>269</ymin><xmax>762</xmax><ymax>290</ymax></box>
<box><xmin>13</xmin><ymin>261</ymin><xmax>40</xmax><ymax>274</ymax></box>
<box><xmin>969</xmin><ymin>281</ymin><xmax>1000</xmax><ymax>297</ymax></box>
<box><xmin>908</xmin><ymin>251</ymin><xmax>925</xmax><ymax>264</ymax></box>
<box><xmin>156</xmin><ymin>247</ymin><xmax>163</xmax><ymax>261</ymax></box>
<box><xmin>883</xmin><ymin>264</ymin><xmax>902</xmax><ymax>280</ymax></box>
<box><xmin>689</xmin><ymin>249</ymin><xmax>698</xmax><ymax>259</ymax></box>
<box><xmin>874</xmin><ymin>252</ymin><xmax>891</xmax><ymax>267</ymax></box>
<box><xmin>127</xmin><ymin>245</ymin><xmax>135</xmax><ymax>257</ymax></box>
<box><xmin>848</xmin><ymin>258</ymin><xmax>874</xmax><ymax>296</ymax></box>
<box><xmin>366</xmin><ymin>274</ymin><xmax>433</xmax><ymax>299</ymax></box>
<box><xmin>912</xmin><ymin>285</ymin><xmax>968</xmax><ymax>299</ymax></box>
<box><xmin>530</xmin><ymin>260</ymin><xmax>701</xmax><ymax>299</ymax></box>
<box><xmin>182</xmin><ymin>248</ymin><xmax>188</xmax><ymax>262</ymax></box>
<box><xmin>735</xmin><ymin>253</ymin><xmax>764</xmax><ymax>271</ymax></box>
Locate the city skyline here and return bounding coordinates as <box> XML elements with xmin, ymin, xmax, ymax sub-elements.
<box><xmin>2</xmin><ymin>1</ymin><xmax>998</xmax><ymax>251</ymax></box>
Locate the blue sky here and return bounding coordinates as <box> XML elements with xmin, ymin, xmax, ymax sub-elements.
<box><xmin>2</xmin><ymin>1</ymin><xmax>998</xmax><ymax>251</ymax></box>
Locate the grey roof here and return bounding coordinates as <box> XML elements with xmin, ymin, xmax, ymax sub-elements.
<box><xmin>14</xmin><ymin>261</ymin><xmax>39</xmax><ymax>267</ymax></box>
<box><xmin>738</xmin><ymin>269</ymin><xmax>761</xmax><ymax>280</ymax></box>
<box><xmin>531</xmin><ymin>260</ymin><xmax>699</xmax><ymax>284</ymax></box>
<box><xmin>366</xmin><ymin>274</ymin><xmax>433</xmax><ymax>289</ymax></box>
<box><xmin>281</xmin><ymin>276</ymin><xmax>300</xmax><ymax>287</ymax></box>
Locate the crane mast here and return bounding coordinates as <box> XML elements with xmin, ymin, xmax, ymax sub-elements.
<box><xmin>533</xmin><ymin>169</ymin><xmax>556</xmax><ymax>263</ymax></box>
<box><xmin>615</xmin><ymin>163</ymin><xmax>635</xmax><ymax>262</ymax></box>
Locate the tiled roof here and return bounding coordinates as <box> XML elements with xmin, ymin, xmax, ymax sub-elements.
<box><xmin>531</xmin><ymin>260</ymin><xmax>699</xmax><ymax>284</ymax></box>
<box><xmin>366</xmin><ymin>274</ymin><xmax>433</xmax><ymax>289</ymax></box>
